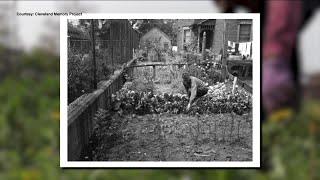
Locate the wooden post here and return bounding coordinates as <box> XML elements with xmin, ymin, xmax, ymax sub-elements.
<box><xmin>202</xmin><ymin>31</ymin><xmax>206</xmax><ymax>61</ymax></box>
<box><xmin>91</xmin><ymin>19</ymin><xmax>97</xmax><ymax>89</ymax></box>
<box><xmin>232</xmin><ymin>77</ymin><xmax>238</xmax><ymax>95</ymax></box>
<box><xmin>110</xmin><ymin>21</ymin><xmax>114</xmax><ymax>73</ymax></box>
<box><xmin>197</xmin><ymin>26</ymin><xmax>201</xmax><ymax>53</ymax></box>
<box><xmin>245</xmin><ymin>65</ymin><xmax>249</xmax><ymax>78</ymax></box>
<box><xmin>80</xmin><ymin>40</ymin><xmax>83</xmax><ymax>53</ymax></box>
<box><xmin>250</xmin><ymin>42</ymin><xmax>252</xmax><ymax>58</ymax></box>
<box><xmin>221</xmin><ymin>20</ymin><xmax>227</xmax><ymax>81</ymax></box>
<box><xmin>152</xmin><ymin>65</ymin><xmax>156</xmax><ymax>81</ymax></box>
<box><xmin>119</xmin><ymin>20</ymin><xmax>122</xmax><ymax>64</ymax></box>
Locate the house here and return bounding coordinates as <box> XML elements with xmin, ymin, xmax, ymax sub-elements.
<box><xmin>140</xmin><ymin>27</ymin><xmax>172</xmax><ymax>51</ymax></box>
<box><xmin>176</xmin><ymin>19</ymin><xmax>252</xmax><ymax>55</ymax></box>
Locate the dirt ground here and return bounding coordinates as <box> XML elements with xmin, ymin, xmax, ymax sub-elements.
<box><xmin>90</xmin><ymin>112</ymin><xmax>252</xmax><ymax>161</ymax></box>
<box><xmin>82</xmin><ymin>61</ymin><xmax>253</xmax><ymax>162</ymax></box>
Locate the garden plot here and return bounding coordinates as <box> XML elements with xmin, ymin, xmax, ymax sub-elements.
<box><xmin>90</xmin><ymin>112</ymin><xmax>252</xmax><ymax>161</ymax></box>
<box><xmin>80</xmin><ymin>61</ymin><xmax>253</xmax><ymax>161</ymax></box>
<box><xmin>82</xmin><ymin>78</ymin><xmax>252</xmax><ymax>161</ymax></box>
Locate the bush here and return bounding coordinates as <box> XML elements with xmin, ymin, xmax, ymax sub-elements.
<box><xmin>111</xmin><ymin>83</ymin><xmax>252</xmax><ymax>116</ymax></box>
<box><xmin>68</xmin><ymin>49</ymin><xmax>94</xmax><ymax>104</ymax></box>
<box><xmin>186</xmin><ymin>63</ymin><xmax>223</xmax><ymax>85</ymax></box>
<box><xmin>129</xmin><ymin>67</ymin><xmax>154</xmax><ymax>93</ymax></box>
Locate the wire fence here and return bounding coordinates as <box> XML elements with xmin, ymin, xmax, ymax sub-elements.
<box><xmin>68</xmin><ymin>19</ymin><xmax>140</xmax><ymax>104</ymax></box>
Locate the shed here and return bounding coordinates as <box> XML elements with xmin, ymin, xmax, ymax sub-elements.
<box><xmin>140</xmin><ymin>27</ymin><xmax>172</xmax><ymax>51</ymax></box>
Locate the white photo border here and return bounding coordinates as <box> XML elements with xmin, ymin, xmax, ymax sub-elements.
<box><xmin>60</xmin><ymin>13</ymin><xmax>260</xmax><ymax>168</ymax></box>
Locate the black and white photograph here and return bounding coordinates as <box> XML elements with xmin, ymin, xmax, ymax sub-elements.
<box><xmin>60</xmin><ymin>14</ymin><xmax>260</xmax><ymax>168</ymax></box>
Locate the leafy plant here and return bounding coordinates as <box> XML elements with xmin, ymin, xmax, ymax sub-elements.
<box><xmin>67</xmin><ymin>48</ymin><xmax>94</xmax><ymax>103</ymax></box>
<box><xmin>111</xmin><ymin>82</ymin><xmax>251</xmax><ymax>116</ymax></box>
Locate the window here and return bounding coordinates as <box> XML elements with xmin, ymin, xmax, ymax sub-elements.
<box><xmin>183</xmin><ymin>27</ymin><xmax>191</xmax><ymax>43</ymax></box>
<box><xmin>164</xmin><ymin>42</ymin><xmax>169</xmax><ymax>50</ymax></box>
<box><xmin>239</xmin><ymin>24</ymin><xmax>251</xmax><ymax>42</ymax></box>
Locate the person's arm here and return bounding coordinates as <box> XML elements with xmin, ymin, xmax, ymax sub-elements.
<box><xmin>187</xmin><ymin>78</ymin><xmax>197</xmax><ymax>110</ymax></box>
<box><xmin>183</xmin><ymin>82</ymin><xmax>191</xmax><ymax>98</ymax></box>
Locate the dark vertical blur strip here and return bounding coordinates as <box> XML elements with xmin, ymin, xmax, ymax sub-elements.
<box><xmin>91</xmin><ymin>19</ymin><xmax>97</xmax><ymax>89</ymax></box>
<box><xmin>260</xmin><ymin>1</ymin><xmax>265</xmax><ymax>122</ymax></box>
<box><xmin>260</xmin><ymin>1</ymin><xmax>265</xmax><ymax>171</ymax></box>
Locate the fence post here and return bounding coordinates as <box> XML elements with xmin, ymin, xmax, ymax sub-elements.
<box><xmin>91</xmin><ymin>19</ymin><xmax>97</xmax><ymax>89</ymax></box>
<box><xmin>232</xmin><ymin>77</ymin><xmax>238</xmax><ymax>95</ymax></box>
<box><xmin>197</xmin><ymin>26</ymin><xmax>201</xmax><ymax>53</ymax></box>
<box><xmin>202</xmin><ymin>31</ymin><xmax>206</xmax><ymax>61</ymax></box>
<box><xmin>152</xmin><ymin>65</ymin><xmax>156</xmax><ymax>81</ymax></box>
<box><xmin>110</xmin><ymin>21</ymin><xmax>114</xmax><ymax>73</ymax></box>
<box><xmin>221</xmin><ymin>20</ymin><xmax>227</xmax><ymax>81</ymax></box>
<box><xmin>119</xmin><ymin>20</ymin><xmax>123</xmax><ymax>64</ymax></box>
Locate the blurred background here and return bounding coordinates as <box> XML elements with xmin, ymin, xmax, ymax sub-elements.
<box><xmin>0</xmin><ymin>0</ymin><xmax>319</xmax><ymax>179</ymax></box>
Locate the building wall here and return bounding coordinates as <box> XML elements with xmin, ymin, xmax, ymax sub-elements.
<box><xmin>212</xmin><ymin>19</ymin><xmax>252</xmax><ymax>54</ymax></box>
<box><xmin>212</xmin><ymin>19</ymin><xmax>225</xmax><ymax>54</ymax></box>
<box><xmin>226</xmin><ymin>19</ymin><xmax>240</xmax><ymax>42</ymax></box>
<box><xmin>140</xmin><ymin>28</ymin><xmax>172</xmax><ymax>49</ymax></box>
<box><xmin>176</xmin><ymin>19</ymin><xmax>252</xmax><ymax>54</ymax></box>
<box><xmin>176</xmin><ymin>19</ymin><xmax>195</xmax><ymax>51</ymax></box>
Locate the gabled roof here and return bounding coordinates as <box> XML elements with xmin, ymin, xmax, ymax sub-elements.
<box><xmin>141</xmin><ymin>27</ymin><xmax>171</xmax><ymax>41</ymax></box>
<box><xmin>190</xmin><ymin>19</ymin><xmax>216</xmax><ymax>30</ymax></box>
<box><xmin>193</xmin><ymin>19</ymin><xmax>209</xmax><ymax>25</ymax></box>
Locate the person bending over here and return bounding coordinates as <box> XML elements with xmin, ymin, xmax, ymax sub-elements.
<box><xmin>182</xmin><ymin>73</ymin><xmax>209</xmax><ymax>111</ymax></box>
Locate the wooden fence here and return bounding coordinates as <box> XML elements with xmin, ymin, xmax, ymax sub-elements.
<box><xmin>96</xmin><ymin>20</ymin><xmax>141</xmax><ymax>67</ymax></box>
<box><xmin>226</xmin><ymin>66</ymin><xmax>252</xmax><ymax>94</ymax></box>
<box><xmin>128</xmin><ymin>61</ymin><xmax>252</xmax><ymax>94</ymax></box>
<box><xmin>68</xmin><ymin>58</ymin><xmax>137</xmax><ymax>161</ymax></box>
<box><xmin>226</xmin><ymin>60</ymin><xmax>252</xmax><ymax>80</ymax></box>
<box><xmin>68</xmin><ymin>20</ymin><xmax>140</xmax><ymax>103</ymax></box>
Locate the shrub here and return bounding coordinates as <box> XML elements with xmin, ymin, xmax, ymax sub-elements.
<box><xmin>67</xmin><ymin>49</ymin><xmax>94</xmax><ymax>104</ymax></box>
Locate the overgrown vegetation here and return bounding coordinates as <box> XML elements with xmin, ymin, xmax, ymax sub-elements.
<box><xmin>112</xmin><ymin>82</ymin><xmax>251</xmax><ymax>116</ymax></box>
<box><xmin>67</xmin><ymin>42</ymin><xmax>115</xmax><ymax>104</ymax></box>
<box><xmin>67</xmin><ymin>49</ymin><xmax>94</xmax><ymax>103</ymax></box>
